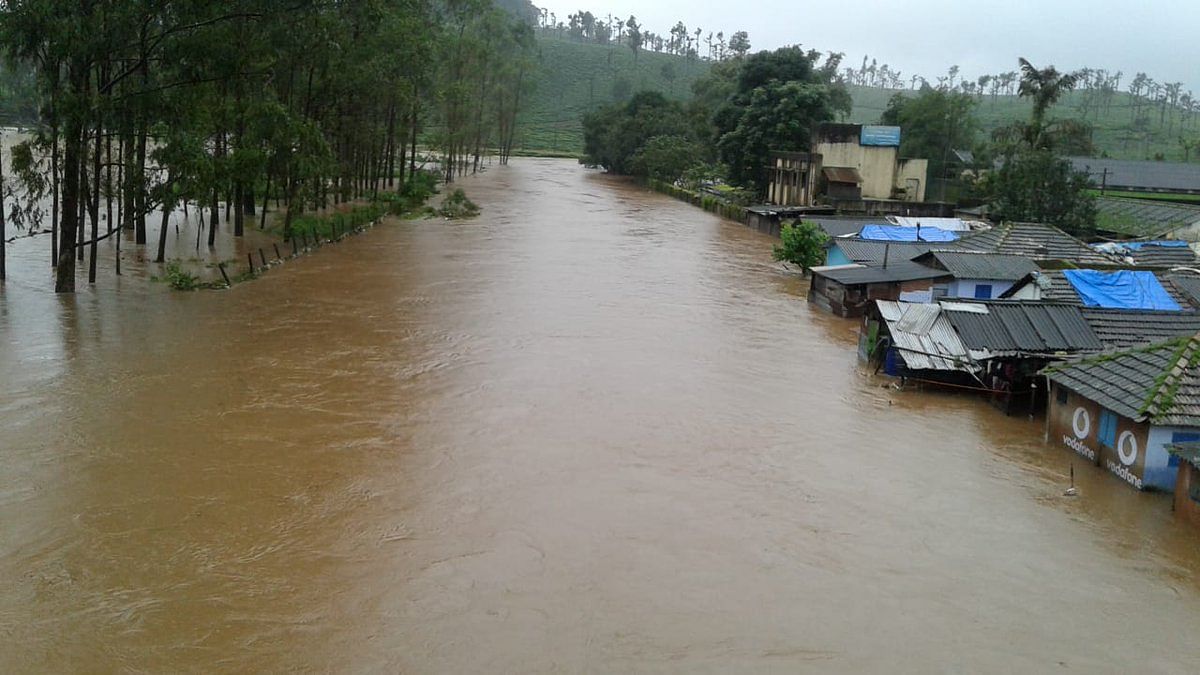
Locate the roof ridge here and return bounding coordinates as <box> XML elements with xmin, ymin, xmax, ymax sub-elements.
<box><xmin>1141</xmin><ymin>333</ymin><xmax>1200</xmax><ymax>421</ymax></box>
<box><xmin>1043</xmin><ymin>335</ymin><xmax>1190</xmax><ymax>376</ymax></box>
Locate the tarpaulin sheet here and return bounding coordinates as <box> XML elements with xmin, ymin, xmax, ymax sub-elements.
<box><xmin>859</xmin><ymin>225</ymin><xmax>959</xmax><ymax>242</ymax></box>
<box><xmin>1062</xmin><ymin>269</ymin><xmax>1182</xmax><ymax>311</ymax></box>
<box><xmin>1123</xmin><ymin>240</ymin><xmax>1190</xmax><ymax>251</ymax></box>
<box><xmin>889</xmin><ymin>216</ymin><xmax>972</xmax><ymax>232</ymax></box>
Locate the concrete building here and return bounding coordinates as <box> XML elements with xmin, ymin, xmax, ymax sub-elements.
<box><xmin>764</xmin><ymin>123</ymin><xmax>929</xmax><ymax>209</ymax></box>
<box><xmin>813</xmin><ymin>124</ymin><xmax>928</xmax><ymax>202</ymax></box>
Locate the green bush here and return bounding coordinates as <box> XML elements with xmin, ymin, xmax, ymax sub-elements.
<box><xmin>772</xmin><ymin>220</ymin><xmax>829</xmax><ymax>273</ymax></box>
<box><xmin>162</xmin><ymin>261</ymin><xmax>201</xmax><ymax>291</ymax></box>
<box><xmin>438</xmin><ymin>188</ymin><xmax>480</xmax><ymax>219</ymax></box>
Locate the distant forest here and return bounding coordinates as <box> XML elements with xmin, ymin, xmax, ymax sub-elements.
<box><xmin>513</xmin><ymin>2</ymin><xmax>1200</xmax><ymax>162</ymax></box>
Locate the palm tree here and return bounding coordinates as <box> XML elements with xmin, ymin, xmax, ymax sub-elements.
<box><xmin>1017</xmin><ymin>57</ymin><xmax>1078</xmax><ymax>147</ymax></box>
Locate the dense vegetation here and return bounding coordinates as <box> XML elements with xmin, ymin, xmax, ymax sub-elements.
<box><xmin>523</xmin><ymin>29</ymin><xmax>1199</xmax><ymax>163</ymax></box>
<box><xmin>0</xmin><ymin>0</ymin><xmax>536</xmax><ymax>292</ymax></box>
<box><xmin>582</xmin><ymin>46</ymin><xmax>848</xmax><ymax>194</ymax></box>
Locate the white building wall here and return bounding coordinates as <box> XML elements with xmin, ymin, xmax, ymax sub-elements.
<box><xmin>945</xmin><ymin>279</ymin><xmax>1016</xmax><ymax>299</ymax></box>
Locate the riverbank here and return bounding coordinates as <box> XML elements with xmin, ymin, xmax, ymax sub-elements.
<box><xmin>0</xmin><ymin>166</ymin><xmax>447</xmax><ymax>293</ymax></box>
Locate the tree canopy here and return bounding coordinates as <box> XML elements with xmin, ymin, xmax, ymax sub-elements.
<box><xmin>0</xmin><ymin>0</ymin><xmax>537</xmax><ymax>292</ymax></box>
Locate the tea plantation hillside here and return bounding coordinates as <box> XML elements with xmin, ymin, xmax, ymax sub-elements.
<box><xmin>518</xmin><ymin>37</ymin><xmax>1199</xmax><ymax>163</ymax></box>
<box><xmin>847</xmin><ymin>85</ymin><xmax>1199</xmax><ymax>162</ymax></box>
<box><xmin>516</xmin><ymin>36</ymin><xmax>710</xmax><ymax>154</ymax></box>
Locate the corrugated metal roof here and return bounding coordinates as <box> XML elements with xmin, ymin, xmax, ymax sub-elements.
<box><xmin>1095</xmin><ymin>197</ymin><xmax>1200</xmax><ymax>237</ymax></box>
<box><xmin>1168</xmin><ymin>442</ymin><xmax>1200</xmax><ymax>469</ymax></box>
<box><xmin>1081</xmin><ymin>309</ymin><xmax>1200</xmax><ymax>349</ymax></box>
<box><xmin>815</xmin><ymin>260</ymin><xmax>952</xmax><ymax>285</ymax></box>
<box><xmin>943</xmin><ymin>302</ymin><xmax>1103</xmax><ymax>353</ymax></box>
<box><xmin>807</xmin><ymin>217</ymin><xmax>882</xmax><ymax>238</ymax></box>
<box><xmin>1170</xmin><ymin>273</ymin><xmax>1200</xmax><ymax>307</ymax></box>
<box><xmin>832</xmin><ymin>239</ymin><xmax>932</xmax><ymax>264</ymax></box>
<box><xmin>951</xmin><ymin>222</ymin><xmax>1120</xmax><ymax>265</ymax></box>
<box><xmin>823</xmin><ymin>166</ymin><xmax>863</xmax><ymax>184</ymax></box>
<box><xmin>917</xmin><ymin>250</ymin><xmax>1038</xmax><ymax>281</ymax></box>
<box><xmin>876</xmin><ymin>301</ymin><xmax>978</xmax><ymax>372</ymax></box>
<box><xmin>1009</xmin><ymin>270</ymin><xmax>1198</xmax><ymax>309</ymax></box>
<box><xmin>1131</xmin><ymin>245</ymin><xmax>1198</xmax><ymax>267</ymax></box>
<box><xmin>1046</xmin><ymin>335</ymin><xmax>1200</xmax><ymax>426</ymax></box>
<box><xmin>1068</xmin><ymin>158</ymin><xmax>1200</xmax><ymax>193</ymax></box>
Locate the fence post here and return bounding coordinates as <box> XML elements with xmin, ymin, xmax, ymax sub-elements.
<box><xmin>218</xmin><ymin>262</ymin><xmax>231</xmax><ymax>287</ymax></box>
<box><xmin>259</xmin><ymin>248</ymin><xmax>268</xmax><ymax>268</ymax></box>
<box><xmin>247</xmin><ymin>253</ymin><xmax>255</xmax><ymax>276</ymax></box>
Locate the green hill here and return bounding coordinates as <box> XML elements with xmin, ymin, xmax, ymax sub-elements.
<box><xmin>517</xmin><ymin>35</ymin><xmax>710</xmax><ymax>153</ymax></box>
<box><xmin>847</xmin><ymin>85</ymin><xmax>1199</xmax><ymax>162</ymax></box>
<box><xmin>518</xmin><ymin>40</ymin><xmax>1200</xmax><ymax>163</ymax></box>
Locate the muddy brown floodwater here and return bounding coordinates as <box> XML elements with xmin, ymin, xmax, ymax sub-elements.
<box><xmin>3</xmin><ymin>158</ymin><xmax>1200</xmax><ymax>672</ymax></box>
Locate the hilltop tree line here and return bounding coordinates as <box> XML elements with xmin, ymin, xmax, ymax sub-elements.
<box><xmin>535</xmin><ymin>8</ymin><xmax>751</xmax><ymax>65</ymax></box>
<box><xmin>583</xmin><ymin>47</ymin><xmax>1099</xmax><ymax>236</ymax></box>
<box><xmin>0</xmin><ymin>0</ymin><xmax>537</xmax><ymax>293</ymax></box>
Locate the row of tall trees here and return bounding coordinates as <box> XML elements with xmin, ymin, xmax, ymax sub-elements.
<box><xmin>0</xmin><ymin>0</ymin><xmax>536</xmax><ymax>292</ymax></box>
<box><xmin>537</xmin><ymin>9</ymin><xmax>750</xmax><ymax>64</ymax></box>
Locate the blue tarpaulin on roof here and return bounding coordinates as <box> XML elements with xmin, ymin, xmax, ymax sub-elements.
<box><xmin>859</xmin><ymin>225</ymin><xmax>959</xmax><ymax>242</ymax></box>
<box><xmin>1123</xmin><ymin>240</ymin><xmax>1190</xmax><ymax>251</ymax></box>
<box><xmin>1062</xmin><ymin>269</ymin><xmax>1182</xmax><ymax>310</ymax></box>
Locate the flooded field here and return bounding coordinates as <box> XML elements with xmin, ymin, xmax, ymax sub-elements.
<box><xmin>2</xmin><ymin>158</ymin><xmax>1200</xmax><ymax>672</ymax></box>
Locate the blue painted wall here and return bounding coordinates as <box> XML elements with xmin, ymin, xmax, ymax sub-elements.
<box><xmin>825</xmin><ymin>246</ymin><xmax>852</xmax><ymax>267</ymax></box>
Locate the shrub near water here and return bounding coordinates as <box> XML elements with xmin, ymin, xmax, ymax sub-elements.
<box><xmin>438</xmin><ymin>189</ymin><xmax>480</xmax><ymax>219</ymax></box>
<box><xmin>773</xmin><ymin>220</ymin><xmax>829</xmax><ymax>273</ymax></box>
<box><xmin>162</xmin><ymin>260</ymin><xmax>201</xmax><ymax>290</ymax></box>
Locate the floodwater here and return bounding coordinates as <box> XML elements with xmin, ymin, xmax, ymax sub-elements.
<box><xmin>3</xmin><ymin>158</ymin><xmax>1200</xmax><ymax>672</ymax></box>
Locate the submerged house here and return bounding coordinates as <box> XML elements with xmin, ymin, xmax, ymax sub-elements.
<box><xmin>1004</xmin><ymin>268</ymin><xmax>1196</xmax><ymax>310</ymax></box>
<box><xmin>1092</xmin><ymin>240</ymin><xmax>1199</xmax><ymax>268</ymax></box>
<box><xmin>823</xmin><ymin>237</ymin><xmax>932</xmax><ymax>267</ymax></box>
<box><xmin>1093</xmin><ymin>196</ymin><xmax>1200</xmax><ymax>241</ymax></box>
<box><xmin>1167</xmin><ymin>442</ymin><xmax>1200</xmax><ymax>526</ymax></box>
<box><xmin>810</xmin><ymin>262</ymin><xmax>952</xmax><ymax>318</ymax></box>
<box><xmin>948</xmin><ymin>221</ymin><xmax>1122</xmax><ymax>267</ymax></box>
<box><xmin>1044</xmin><ymin>334</ymin><xmax>1200</xmax><ymax>491</ymax></box>
<box><xmin>910</xmin><ymin>250</ymin><xmax>1038</xmax><ymax>300</ymax></box>
<box><xmin>868</xmin><ymin>299</ymin><xmax>1103</xmax><ymax>414</ymax></box>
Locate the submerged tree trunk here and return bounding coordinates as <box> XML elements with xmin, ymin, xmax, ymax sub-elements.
<box><xmin>51</xmin><ymin>119</ymin><xmax>59</xmax><ymax>268</ymax></box>
<box><xmin>89</xmin><ymin>105</ymin><xmax>102</xmax><ymax>284</ymax></box>
<box><xmin>1</xmin><ymin>130</ymin><xmax>5</xmax><ymax>282</ymax></box>
<box><xmin>155</xmin><ymin>192</ymin><xmax>171</xmax><ymax>263</ymax></box>
<box><xmin>56</xmin><ymin>85</ymin><xmax>85</xmax><ymax>293</ymax></box>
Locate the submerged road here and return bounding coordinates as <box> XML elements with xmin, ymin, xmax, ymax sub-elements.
<box><xmin>2</xmin><ymin>158</ymin><xmax>1200</xmax><ymax>672</ymax></box>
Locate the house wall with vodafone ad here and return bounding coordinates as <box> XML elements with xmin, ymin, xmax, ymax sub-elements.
<box><xmin>1048</xmin><ymin>383</ymin><xmax>1158</xmax><ymax>491</ymax></box>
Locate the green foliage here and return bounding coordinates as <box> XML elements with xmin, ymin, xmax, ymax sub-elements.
<box><xmin>162</xmin><ymin>261</ymin><xmax>201</xmax><ymax>291</ymax></box>
<box><xmin>880</xmin><ymin>88</ymin><xmax>980</xmax><ymax>181</ymax></box>
<box><xmin>374</xmin><ymin>170</ymin><xmax>441</xmax><ymax>215</ymax></box>
<box><xmin>772</xmin><ymin>221</ymin><xmax>829</xmax><ymax>272</ymax></box>
<box><xmin>717</xmin><ymin>80</ymin><xmax>835</xmax><ymax>191</ymax></box>
<box><xmin>438</xmin><ymin>189</ymin><xmax>480</xmax><ymax>219</ymax></box>
<box><xmin>287</xmin><ymin>203</ymin><xmax>388</xmax><ymax>243</ymax></box>
<box><xmin>581</xmin><ymin>91</ymin><xmax>691</xmax><ymax>174</ymax></box>
<box><xmin>713</xmin><ymin>47</ymin><xmax>846</xmax><ymax>192</ymax></box>
<box><xmin>631</xmin><ymin>135</ymin><xmax>703</xmax><ymax>181</ymax></box>
<box><xmin>984</xmin><ymin>149</ymin><xmax>1098</xmax><ymax>236</ymax></box>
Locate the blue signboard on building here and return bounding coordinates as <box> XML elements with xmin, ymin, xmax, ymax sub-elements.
<box><xmin>860</xmin><ymin>125</ymin><xmax>901</xmax><ymax>147</ymax></box>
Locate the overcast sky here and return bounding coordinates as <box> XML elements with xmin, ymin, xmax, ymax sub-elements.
<box><xmin>533</xmin><ymin>0</ymin><xmax>1200</xmax><ymax>93</ymax></box>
